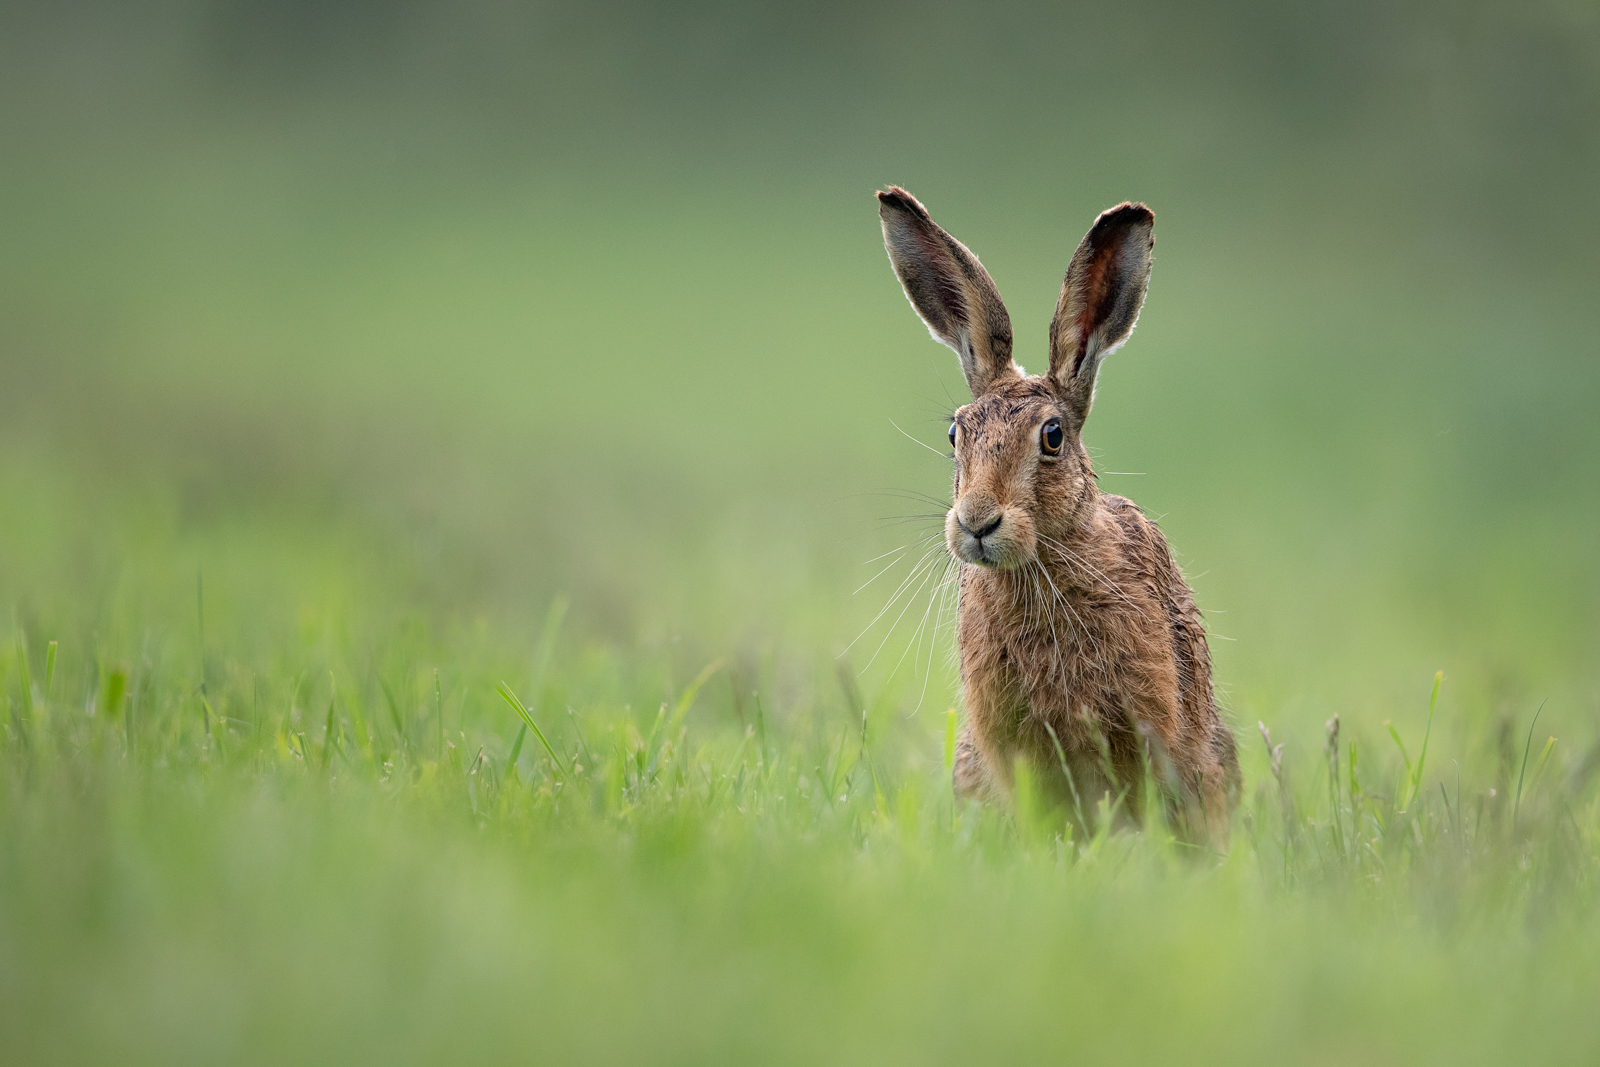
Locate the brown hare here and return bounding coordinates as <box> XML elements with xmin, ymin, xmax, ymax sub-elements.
<box><xmin>876</xmin><ymin>186</ymin><xmax>1240</xmax><ymax>843</ymax></box>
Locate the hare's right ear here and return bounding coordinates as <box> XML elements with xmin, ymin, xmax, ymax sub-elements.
<box><xmin>877</xmin><ymin>187</ymin><xmax>1017</xmax><ymax>397</ymax></box>
<box><xmin>1047</xmin><ymin>203</ymin><xmax>1155</xmax><ymax>426</ymax></box>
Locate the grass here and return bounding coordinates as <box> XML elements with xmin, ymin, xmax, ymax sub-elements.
<box><xmin>4</xmin><ymin>4</ymin><xmax>1600</xmax><ymax>1059</ymax></box>
<box><xmin>3</xmin><ymin>585</ymin><xmax>1598</xmax><ymax>1064</ymax></box>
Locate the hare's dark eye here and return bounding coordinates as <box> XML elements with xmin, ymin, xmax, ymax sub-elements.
<box><xmin>1041</xmin><ymin>419</ymin><xmax>1063</xmax><ymax>455</ymax></box>
<box><xmin>948</xmin><ymin>423</ymin><xmax>958</xmax><ymax>449</ymax></box>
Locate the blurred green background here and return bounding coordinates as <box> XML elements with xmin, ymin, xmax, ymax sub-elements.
<box><xmin>5</xmin><ymin>0</ymin><xmax>1597</xmax><ymax>736</ymax></box>
<box><xmin>3</xmin><ymin>2</ymin><xmax>1600</xmax><ymax>1062</ymax></box>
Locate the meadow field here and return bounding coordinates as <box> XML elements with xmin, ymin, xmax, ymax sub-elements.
<box><xmin>3</xmin><ymin>2</ymin><xmax>1600</xmax><ymax>1062</ymax></box>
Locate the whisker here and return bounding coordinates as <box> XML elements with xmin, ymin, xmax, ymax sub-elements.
<box><xmin>888</xmin><ymin>418</ymin><xmax>953</xmax><ymax>461</ymax></box>
<box><xmin>852</xmin><ymin>488</ymin><xmax>953</xmax><ymax>509</ymax></box>
<box><xmin>861</xmin><ymin>551</ymin><xmax>945</xmax><ymax>675</ymax></box>
<box><xmin>1028</xmin><ymin>560</ymin><xmax>1066</xmax><ymax>686</ymax></box>
<box><xmin>870</xmin><ymin>516</ymin><xmax>948</xmax><ymax>534</ymax></box>
<box><xmin>890</xmin><ymin>553</ymin><xmax>948</xmax><ymax>686</ymax></box>
<box><xmin>911</xmin><ymin>556</ymin><xmax>958</xmax><ymax>716</ymax></box>
<box><xmin>1035</xmin><ymin>532</ymin><xmax>1148</xmax><ymax>618</ymax></box>
<box><xmin>860</xmin><ymin>544</ymin><xmax>907</xmax><ymax>566</ymax></box>
<box><xmin>852</xmin><ymin>551</ymin><xmax>907</xmax><ymax>596</ymax></box>
<box><xmin>837</xmin><ymin>543</ymin><xmax>946</xmax><ymax>658</ymax></box>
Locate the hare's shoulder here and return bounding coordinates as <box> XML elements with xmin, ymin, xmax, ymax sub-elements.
<box><xmin>1097</xmin><ymin>494</ymin><xmax>1212</xmax><ymax>666</ymax></box>
<box><xmin>1096</xmin><ymin>493</ymin><xmax>1161</xmax><ymax>554</ymax></box>
<box><xmin>1095</xmin><ymin>493</ymin><xmax>1187</xmax><ymax>596</ymax></box>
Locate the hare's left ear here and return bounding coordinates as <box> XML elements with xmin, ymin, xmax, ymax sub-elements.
<box><xmin>878</xmin><ymin>186</ymin><xmax>1018</xmax><ymax>398</ymax></box>
<box><xmin>1047</xmin><ymin>203</ymin><xmax>1154</xmax><ymax>425</ymax></box>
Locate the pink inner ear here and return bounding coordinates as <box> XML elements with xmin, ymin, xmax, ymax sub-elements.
<box><xmin>1071</xmin><ymin>231</ymin><xmax>1129</xmax><ymax>376</ymax></box>
<box><xmin>1071</xmin><ymin>256</ymin><xmax>1110</xmax><ymax>376</ymax></box>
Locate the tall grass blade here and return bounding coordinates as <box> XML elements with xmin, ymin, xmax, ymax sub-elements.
<box><xmin>668</xmin><ymin>657</ymin><xmax>725</xmax><ymax>734</ymax></box>
<box><xmin>1529</xmin><ymin>736</ymin><xmax>1558</xmax><ymax>796</ymax></box>
<box><xmin>1513</xmin><ymin>700</ymin><xmax>1546</xmax><ymax>829</ymax></box>
<box><xmin>497</xmin><ymin>682</ymin><xmax>566</xmax><ymax>780</ymax></box>
<box><xmin>1383</xmin><ymin>720</ymin><xmax>1413</xmax><ymax>806</ymax></box>
<box><xmin>101</xmin><ymin>667</ymin><xmax>127</xmax><ymax>721</ymax></box>
<box><xmin>434</xmin><ymin>669</ymin><xmax>444</xmax><ymax>761</ymax></box>
<box><xmin>506</xmin><ymin>722</ymin><xmax>528</xmax><ymax>774</ymax></box>
<box><xmin>1408</xmin><ymin>670</ymin><xmax>1442</xmax><ymax>809</ymax></box>
<box><xmin>380</xmin><ymin>678</ymin><xmax>406</xmax><ymax>742</ymax></box>
<box><xmin>322</xmin><ymin>690</ymin><xmax>337</xmax><ymax>769</ymax></box>
<box><xmin>16</xmin><ymin>634</ymin><xmax>33</xmax><ymax>721</ymax></box>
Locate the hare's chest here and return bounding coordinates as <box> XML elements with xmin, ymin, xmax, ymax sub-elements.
<box><xmin>960</xmin><ymin>599</ymin><xmax>1117</xmax><ymax>729</ymax></box>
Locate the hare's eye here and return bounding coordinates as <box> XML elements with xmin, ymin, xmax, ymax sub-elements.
<box><xmin>947</xmin><ymin>423</ymin><xmax>958</xmax><ymax>449</ymax></box>
<box><xmin>1040</xmin><ymin>419</ymin><xmax>1063</xmax><ymax>455</ymax></box>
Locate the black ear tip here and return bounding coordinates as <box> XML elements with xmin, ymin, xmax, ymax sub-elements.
<box><xmin>1099</xmin><ymin>201</ymin><xmax>1154</xmax><ymax>228</ymax></box>
<box><xmin>1085</xmin><ymin>202</ymin><xmax>1154</xmax><ymax>249</ymax></box>
<box><xmin>877</xmin><ymin>186</ymin><xmax>928</xmax><ymax>220</ymax></box>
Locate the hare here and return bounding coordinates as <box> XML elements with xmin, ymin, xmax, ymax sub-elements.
<box><xmin>876</xmin><ymin>186</ymin><xmax>1240</xmax><ymax>842</ymax></box>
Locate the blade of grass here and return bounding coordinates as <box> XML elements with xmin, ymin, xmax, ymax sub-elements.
<box><xmin>1513</xmin><ymin>699</ymin><xmax>1546</xmax><ymax>829</ymax></box>
<box><xmin>1528</xmin><ymin>736</ymin><xmax>1558</xmax><ymax>797</ymax></box>
<box><xmin>506</xmin><ymin>722</ymin><xmax>528</xmax><ymax>776</ymax></box>
<box><xmin>196</xmin><ymin>570</ymin><xmax>207</xmax><ymax>700</ymax></box>
<box><xmin>1408</xmin><ymin>670</ymin><xmax>1442</xmax><ymax>809</ymax></box>
<box><xmin>1383</xmin><ymin>720</ymin><xmax>1413</xmax><ymax>807</ymax></box>
<box><xmin>497</xmin><ymin>682</ymin><xmax>567</xmax><ymax>780</ymax></box>
<box><xmin>1044</xmin><ymin>722</ymin><xmax>1087</xmax><ymax>836</ymax></box>
<box><xmin>380</xmin><ymin>677</ymin><xmax>405</xmax><ymax>742</ymax></box>
<box><xmin>101</xmin><ymin>667</ymin><xmax>127</xmax><ymax>721</ymax></box>
<box><xmin>434</xmin><ymin>668</ymin><xmax>444</xmax><ymax>762</ymax></box>
<box><xmin>16</xmin><ymin>634</ymin><xmax>33</xmax><ymax>721</ymax></box>
<box><xmin>668</xmin><ymin>657</ymin><xmax>726</xmax><ymax>734</ymax></box>
<box><xmin>322</xmin><ymin>688</ymin><xmax>337</xmax><ymax>769</ymax></box>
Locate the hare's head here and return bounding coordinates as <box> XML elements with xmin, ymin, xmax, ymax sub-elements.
<box><xmin>877</xmin><ymin>187</ymin><xmax>1155</xmax><ymax>570</ymax></box>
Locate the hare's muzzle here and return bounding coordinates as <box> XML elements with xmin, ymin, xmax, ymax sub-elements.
<box><xmin>947</xmin><ymin>503</ymin><xmax>1029</xmax><ymax>569</ymax></box>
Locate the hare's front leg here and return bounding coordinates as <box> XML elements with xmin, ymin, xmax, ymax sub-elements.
<box><xmin>952</xmin><ymin>723</ymin><xmax>991</xmax><ymax>800</ymax></box>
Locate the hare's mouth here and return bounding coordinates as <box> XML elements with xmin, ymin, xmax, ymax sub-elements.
<box><xmin>968</xmin><ymin>545</ymin><xmax>1024</xmax><ymax>570</ymax></box>
<box><xmin>951</xmin><ymin>531</ymin><xmax>1026</xmax><ymax>570</ymax></box>
<box><xmin>948</xmin><ymin>507</ymin><xmax>1031</xmax><ymax>569</ymax></box>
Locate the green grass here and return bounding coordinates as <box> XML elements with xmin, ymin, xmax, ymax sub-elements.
<box><xmin>4</xmin><ymin>3</ymin><xmax>1600</xmax><ymax>1061</ymax></box>
<box><xmin>4</xmin><ymin>608</ymin><xmax>1599</xmax><ymax>1065</ymax></box>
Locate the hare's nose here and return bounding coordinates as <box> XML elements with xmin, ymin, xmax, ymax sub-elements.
<box><xmin>958</xmin><ymin>514</ymin><xmax>1002</xmax><ymax>540</ymax></box>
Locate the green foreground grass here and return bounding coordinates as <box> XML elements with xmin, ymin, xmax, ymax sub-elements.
<box><xmin>4</xmin><ymin>600</ymin><xmax>1598</xmax><ymax>1065</ymax></box>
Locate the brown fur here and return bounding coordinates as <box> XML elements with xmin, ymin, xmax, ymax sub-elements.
<box><xmin>877</xmin><ymin>187</ymin><xmax>1241</xmax><ymax>843</ymax></box>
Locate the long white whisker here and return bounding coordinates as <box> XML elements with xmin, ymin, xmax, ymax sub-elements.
<box><xmin>888</xmin><ymin>418</ymin><xmax>954</xmax><ymax>462</ymax></box>
<box><xmin>893</xmin><ymin>561</ymin><xmax>944</xmax><ymax>683</ymax></box>
<box><xmin>1036</xmin><ymin>560</ymin><xmax>1068</xmax><ymax>685</ymax></box>
<box><xmin>899</xmin><ymin>554</ymin><xmax>953</xmax><ymax>711</ymax></box>
<box><xmin>913</xmin><ymin>556</ymin><xmax>958</xmax><ymax>716</ymax></box>
<box><xmin>1035</xmin><ymin>553</ymin><xmax>1104</xmax><ymax>678</ymax></box>
<box><xmin>838</xmin><ymin>544</ymin><xmax>946</xmax><ymax>658</ymax></box>
<box><xmin>853</xmin><ymin>552</ymin><xmax>907</xmax><ymax>596</ymax></box>
<box><xmin>863</xmin><ymin>551</ymin><xmax>945</xmax><ymax>675</ymax></box>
